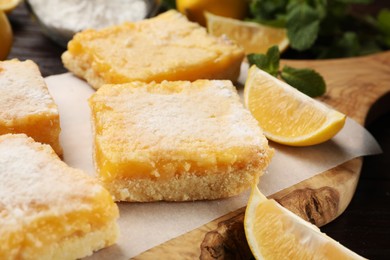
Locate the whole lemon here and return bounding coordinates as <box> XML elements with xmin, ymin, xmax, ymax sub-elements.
<box><xmin>0</xmin><ymin>11</ymin><xmax>12</xmax><ymax>60</ymax></box>
<box><xmin>176</xmin><ymin>0</ymin><xmax>248</xmax><ymax>26</ymax></box>
<box><xmin>0</xmin><ymin>0</ymin><xmax>21</xmax><ymax>13</ymax></box>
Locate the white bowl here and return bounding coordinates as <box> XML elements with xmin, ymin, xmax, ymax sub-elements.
<box><xmin>26</xmin><ymin>0</ymin><xmax>159</xmax><ymax>47</ymax></box>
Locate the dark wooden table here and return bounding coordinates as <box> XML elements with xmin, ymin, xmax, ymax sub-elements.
<box><xmin>6</xmin><ymin>4</ymin><xmax>390</xmax><ymax>259</ymax></box>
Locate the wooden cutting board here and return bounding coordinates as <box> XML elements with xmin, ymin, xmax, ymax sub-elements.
<box><xmin>135</xmin><ymin>51</ymin><xmax>390</xmax><ymax>259</ymax></box>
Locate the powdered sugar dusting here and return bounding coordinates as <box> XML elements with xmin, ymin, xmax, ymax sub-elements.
<box><xmin>0</xmin><ymin>134</ymin><xmax>104</xmax><ymax>227</ymax></box>
<box><xmin>0</xmin><ymin>60</ymin><xmax>58</xmax><ymax>122</ymax></box>
<box><xmin>93</xmin><ymin>80</ymin><xmax>268</xmax><ymax>154</ymax></box>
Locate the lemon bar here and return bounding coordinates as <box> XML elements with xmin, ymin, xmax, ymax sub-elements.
<box><xmin>62</xmin><ymin>10</ymin><xmax>245</xmax><ymax>90</ymax></box>
<box><xmin>0</xmin><ymin>134</ymin><xmax>119</xmax><ymax>259</ymax></box>
<box><xmin>89</xmin><ymin>80</ymin><xmax>273</xmax><ymax>202</ymax></box>
<box><xmin>0</xmin><ymin>59</ymin><xmax>62</xmax><ymax>155</ymax></box>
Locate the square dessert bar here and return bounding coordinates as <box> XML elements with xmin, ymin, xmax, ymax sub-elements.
<box><xmin>62</xmin><ymin>10</ymin><xmax>245</xmax><ymax>89</ymax></box>
<box><xmin>0</xmin><ymin>59</ymin><xmax>62</xmax><ymax>155</ymax></box>
<box><xmin>0</xmin><ymin>134</ymin><xmax>119</xmax><ymax>259</ymax></box>
<box><xmin>89</xmin><ymin>80</ymin><xmax>273</xmax><ymax>202</ymax></box>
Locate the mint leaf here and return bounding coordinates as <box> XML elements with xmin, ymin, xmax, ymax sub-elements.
<box><xmin>249</xmin><ymin>0</ymin><xmax>288</xmax><ymax>21</ymax></box>
<box><xmin>247</xmin><ymin>46</ymin><xmax>280</xmax><ymax>76</ymax></box>
<box><xmin>335</xmin><ymin>0</ymin><xmax>372</xmax><ymax>3</ymax></box>
<box><xmin>384</xmin><ymin>36</ymin><xmax>390</xmax><ymax>48</ymax></box>
<box><xmin>264</xmin><ymin>45</ymin><xmax>280</xmax><ymax>76</ymax></box>
<box><xmin>248</xmin><ymin>0</ymin><xmax>287</xmax><ymax>27</ymax></box>
<box><xmin>247</xmin><ymin>53</ymin><xmax>268</xmax><ymax>70</ymax></box>
<box><xmin>320</xmin><ymin>32</ymin><xmax>361</xmax><ymax>58</ymax></box>
<box><xmin>248</xmin><ymin>0</ymin><xmax>389</xmax><ymax>58</ymax></box>
<box><xmin>249</xmin><ymin>16</ymin><xmax>287</xmax><ymax>28</ymax></box>
<box><xmin>248</xmin><ymin>46</ymin><xmax>327</xmax><ymax>97</ymax></box>
<box><xmin>337</xmin><ymin>32</ymin><xmax>361</xmax><ymax>56</ymax></box>
<box><xmin>286</xmin><ymin>3</ymin><xmax>321</xmax><ymax>51</ymax></box>
<box><xmin>281</xmin><ymin>66</ymin><xmax>326</xmax><ymax>97</ymax></box>
<box><xmin>378</xmin><ymin>9</ymin><xmax>390</xmax><ymax>35</ymax></box>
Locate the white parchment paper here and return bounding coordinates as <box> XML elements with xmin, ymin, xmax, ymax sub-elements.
<box><xmin>45</xmin><ymin>73</ymin><xmax>381</xmax><ymax>259</ymax></box>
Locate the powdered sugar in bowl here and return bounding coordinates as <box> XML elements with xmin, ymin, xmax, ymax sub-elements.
<box><xmin>26</xmin><ymin>0</ymin><xmax>159</xmax><ymax>47</ymax></box>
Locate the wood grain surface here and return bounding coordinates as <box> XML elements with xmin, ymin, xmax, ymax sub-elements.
<box><xmin>6</xmin><ymin>4</ymin><xmax>390</xmax><ymax>259</ymax></box>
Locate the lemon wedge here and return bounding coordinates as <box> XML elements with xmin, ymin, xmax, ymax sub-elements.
<box><xmin>244</xmin><ymin>65</ymin><xmax>346</xmax><ymax>146</ymax></box>
<box><xmin>0</xmin><ymin>0</ymin><xmax>21</xmax><ymax>12</ymax></box>
<box><xmin>177</xmin><ymin>0</ymin><xmax>247</xmax><ymax>26</ymax></box>
<box><xmin>244</xmin><ymin>184</ymin><xmax>366</xmax><ymax>259</ymax></box>
<box><xmin>206</xmin><ymin>12</ymin><xmax>289</xmax><ymax>54</ymax></box>
<box><xmin>0</xmin><ymin>10</ymin><xmax>12</xmax><ymax>60</ymax></box>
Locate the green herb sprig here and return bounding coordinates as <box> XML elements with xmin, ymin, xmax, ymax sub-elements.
<box><xmin>249</xmin><ymin>0</ymin><xmax>390</xmax><ymax>58</ymax></box>
<box><xmin>248</xmin><ymin>46</ymin><xmax>326</xmax><ymax>97</ymax></box>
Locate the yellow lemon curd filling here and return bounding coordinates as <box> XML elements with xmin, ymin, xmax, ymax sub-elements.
<box><xmin>0</xmin><ymin>60</ymin><xmax>62</xmax><ymax>155</ymax></box>
<box><xmin>63</xmin><ymin>10</ymin><xmax>244</xmax><ymax>89</ymax></box>
<box><xmin>89</xmin><ymin>80</ymin><xmax>272</xmax><ymax>202</ymax></box>
<box><xmin>0</xmin><ymin>134</ymin><xmax>119</xmax><ymax>259</ymax></box>
<box><xmin>1</xmin><ymin>189</ymin><xmax>118</xmax><ymax>257</ymax></box>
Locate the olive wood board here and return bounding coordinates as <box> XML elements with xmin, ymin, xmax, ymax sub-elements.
<box><xmin>134</xmin><ymin>51</ymin><xmax>390</xmax><ymax>259</ymax></box>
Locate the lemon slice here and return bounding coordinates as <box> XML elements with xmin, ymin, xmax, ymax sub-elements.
<box><xmin>0</xmin><ymin>11</ymin><xmax>12</xmax><ymax>60</ymax></box>
<box><xmin>244</xmin><ymin>65</ymin><xmax>346</xmax><ymax>146</ymax></box>
<box><xmin>206</xmin><ymin>12</ymin><xmax>289</xmax><ymax>54</ymax></box>
<box><xmin>244</xmin><ymin>184</ymin><xmax>366</xmax><ymax>259</ymax></box>
<box><xmin>0</xmin><ymin>0</ymin><xmax>21</xmax><ymax>12</ymax></box>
